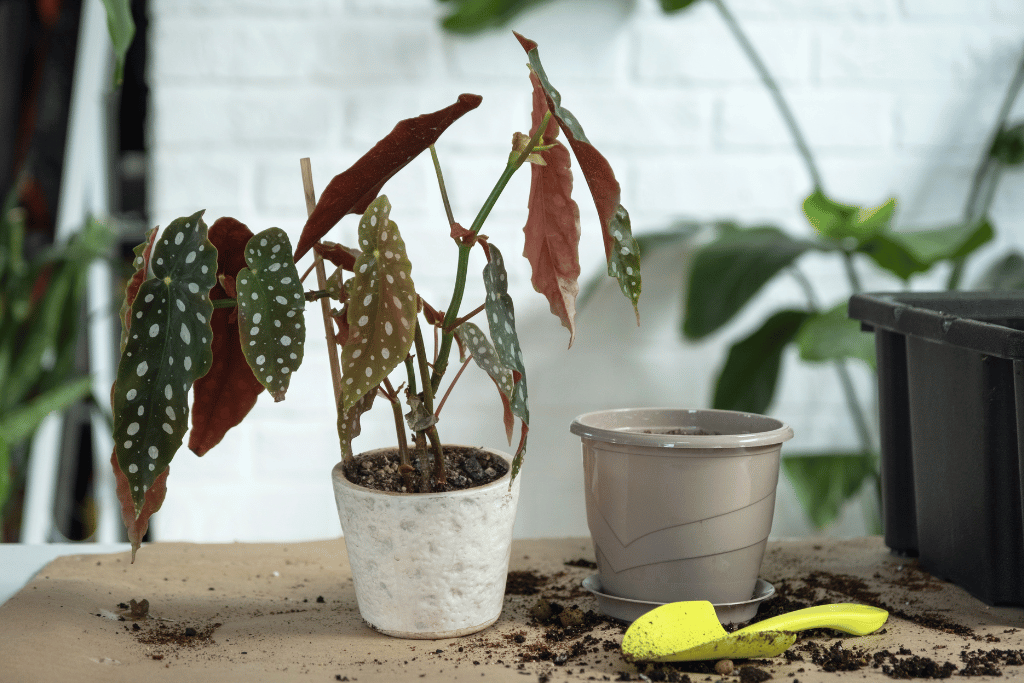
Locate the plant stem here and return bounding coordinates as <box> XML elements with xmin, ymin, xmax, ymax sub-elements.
<box><xmin>300</xmin><ymin>158</ymin><xmax>349</xmax><ymax>464</ymax></box>
<box><xmin>712</xmin><ymin>0</ymin><xmax>824</xmax><ymax>192</ymax></box>
<box><xmin>430</xmin><ymin>145</ymin><xmax>457</xmax><ymax>227</ymax></box>
<box><xmin>414</xmin><ymin>321</ymin><xmax>445</xmax><ymax>486</ymax></box>
<box><xmin>211</xmin><ymin>298</ymin><xmax>237</xmax><ymax>309</ymax></box>
<box><xmin>962</xmin><ymin>43</ymin><xmax>1024</xmax><ymax>225</ymax></box>
<box><xmin>790</xmin><ymin>266</ymin><xmax>875</xmax><ymax>454</ymax></box>
<box><xmin>429</xmin><ymin>113</ymin><xmax>552</xmax><ymax>393</ymax></box>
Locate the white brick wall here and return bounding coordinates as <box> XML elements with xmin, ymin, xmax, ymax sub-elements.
<box><xmin>147</xmin><ymin>0</ymin><xmax>1024</xmax><ymax>543</ymax></box>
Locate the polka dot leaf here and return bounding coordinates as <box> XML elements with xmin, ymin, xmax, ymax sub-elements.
<box><xmin>118</xmin><ymin>225</ymin><xmax>157</xmax><ymax>353</ymax></box>
<box><xmin>340</xmin><ymin>196</ymin><xmax>417</xmax><ymax>412</ymax></box>
<box><xmin>482</xmin><ymin>244</ymin><xmax>529</xmax><ymax>477</ymax></box>
<box><xmin>454</xmin><ymin>322</ymin><xmax>518</xmax><ymax>444</ymax></box>
<box><xmin>112</xmin><ymin>210</ymin><xmax>217</xmax><ymax>514</ymax></box>
<box><xmin>516</xmin><ymin>32</ymin><xmax>641</xmax><ymax>323</ymax></box>
<box><xmin>235</xmin><ymin>227</ymin><xmax>307</xmax><ymax>402</ymax></box>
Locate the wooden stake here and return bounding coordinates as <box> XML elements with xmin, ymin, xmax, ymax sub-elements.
<box><xmin>299</xmin><ymin>158</ymin><xmax>349</xmax><ymax>464</ymax></box>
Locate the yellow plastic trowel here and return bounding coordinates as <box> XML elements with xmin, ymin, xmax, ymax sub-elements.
<box><xmin>622</xmin><ymin>601</ymin><xmax>888</xmax><ymax>662</ymax></box>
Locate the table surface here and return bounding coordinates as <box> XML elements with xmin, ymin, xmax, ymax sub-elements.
<box><xmin>1</xmin><ymin>536</ymin><xmax>1022</xmax><ymax>682</ymax></box>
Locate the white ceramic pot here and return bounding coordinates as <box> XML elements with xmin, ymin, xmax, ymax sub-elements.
<box><xmin>331</xmin><ymin>446</ymin><xmax>521</xmax><ymax>639</ymax></box>
<box><xmin>570</xmin><ymin>408</ymin><xmax>793</xmax><ymax>605</ymax></box>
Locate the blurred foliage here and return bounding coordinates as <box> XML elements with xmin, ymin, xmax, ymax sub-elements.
<box><xmin>0</xmin><ymin>189</ymin><xmax>112</xmax><ymax>527</ymax></box>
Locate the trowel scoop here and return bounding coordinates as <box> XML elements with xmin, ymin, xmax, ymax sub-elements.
<box><xmin>622</xmin><ymin>601</ymin><xmax>888</xmax><ymax>662</ymax></box>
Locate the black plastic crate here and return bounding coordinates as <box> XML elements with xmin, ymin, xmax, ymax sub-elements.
<box><xmin>849</xmin><ymin>291</ymin><xmax>1024</xmax><ymax>606</ymax></box>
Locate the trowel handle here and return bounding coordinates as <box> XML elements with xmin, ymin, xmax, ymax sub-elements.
<box><xmin>736</xmin><ymin>603</ymin><xmax>888</xmax><ymax>637</ymax></box>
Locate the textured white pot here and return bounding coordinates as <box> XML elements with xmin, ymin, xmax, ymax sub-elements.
<box><xmin>331</xmin><ymin>446</ymin><xmax>521</xmax><ymax>639</ymax></box>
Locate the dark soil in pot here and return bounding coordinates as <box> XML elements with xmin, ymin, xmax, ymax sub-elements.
<box><xmin>341</xmin><ymin>445</ymin><xmax>508</xmax><ymax>493</ymax></box>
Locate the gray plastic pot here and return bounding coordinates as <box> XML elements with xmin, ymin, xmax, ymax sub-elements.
<box><xmin>570</xmin><ymin>408</ymin><xmax>793</xmax><ymax>605</ymax></box>
<box><xmin>332</xmin><ymin>446</ymin><xmax>521</xmax><ymax>639</ymax></box>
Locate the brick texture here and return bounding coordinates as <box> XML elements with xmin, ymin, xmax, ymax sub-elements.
<box><xmin>148</xmin><ymin>0</ymin><xmax>1024</xmax><ymax>543</ymax></box>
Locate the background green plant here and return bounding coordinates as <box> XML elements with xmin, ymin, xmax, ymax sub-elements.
<box><xmin>437</xmin><ymin>0</ymin><xmax>1024</xmax><ymax>530</ymax></box>
<box><xmin>0</xmin><ymin>0</ymin><xmax>133</xmax><ymax>538</ymax></box>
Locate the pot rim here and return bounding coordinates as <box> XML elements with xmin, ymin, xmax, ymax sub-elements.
<box><xmin>570</xmin><ymin>407</ymin><xmax>794</xmax><ymax>449</ymax></box>
<box><xmin>331</xmin><ymin>444</ymin><xmax>514</xmax><ymax>498</ymax></box>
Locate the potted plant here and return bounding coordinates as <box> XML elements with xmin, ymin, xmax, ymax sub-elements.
<box><xmin>108</xmin><ymin>33</ymin><xmax>641</xmax><ymax>638</ymax></box>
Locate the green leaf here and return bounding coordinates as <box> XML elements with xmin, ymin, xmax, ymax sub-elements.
<box><xmin>340</xmin><ymin>196</ymin><xmax>417</xmax><ymax>412</ymax></box>
<box><xmin>0</xmin><ymin>376</ymin><xmax>91</xmax><ymax>446</ymax></box>
<box><xmin>113</xmin><ymin>211</ymin><xmax>217</xmax><ymax>513</ymax></box>
<box><xmin>712</xmin><ymin>310</ymin><xmax>809</xmax><ymax>414</ymax></box>
<box><xmin>456</xmin><ymin>321</ymin><xmax>518</xmax><ymax>444</ymax></box>
<box><xmin>337</xmin><ymin>390</ymin><xmax>376</xmax><ymax>461</ymax></box>
<box><xmin>973</xmin><ymin>250</ymin><xmax>1024</xmax><ymax>290</ymax></box>
<box><xmin>100</xmin><ymin>0</ymin><xmax>135</xmax><ymax>86</ymax></box>
<box><xmin>795</xmin><ymin>303</ymin><xmax>876</xmax><ymax>369</ymax></box>
<box><xmin>579</xmin><ymin>222</ymin><xmax>700</xmax><ymax>314</ymax></box>
<box><xmin>782</xmin><ymin>453</ymin><xmax>878</xmax><ymax>529</ymax></box>
<box><xmin>858</xmin><ymin>220</ymin><xmax>993</xmax><ymax>280</ymax></box>
<box><xmin>990</xmin><ymin>122</ymin><xmax>1024</xmax><ymax>166</ymax></box>
<box><xmin>659</xmin><ymin>0</ymin><xmax>702</xmax><ymax>11</ymax></box>
<box><xmin>235</xmin><ymin>228</ymin><xmax>306</xmax><ymax>401</ymax></box>
<box><xmin>483</xmin><ymin>244</ymin><xmax>529</xmax><ymax>478</ymax></box>
<box><xmin>683</xmin><ymin>226</ymin><xmax>815</xmax><ymax>340</ymax></box>
<box><xmin>802</xmin><ymin>190</ymin><xmax>895</xmax><ymax>244</ymax></box>
<box><xmin>439</xmin><ymin>0</ymin><xmax>549</xmax><ymax>34</ymax></box>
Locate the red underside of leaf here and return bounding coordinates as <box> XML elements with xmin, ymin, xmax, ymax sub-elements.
<box><xmin>111</xmin><ymin>449</ymin><xmax>168</xmax><ymax>562</ymax></box>
<box><xmin>523</xmin><ymin>72</ymin><xmax>581</xmax><ymax>346</ymax></box>
<box><xmin>293</xmin><ymin>93</ymin><xmax>483</xmax><ymax>262</ymax></box>
<box><xmin>313</xmin><ymin>242</ymin><xmax>359</xmax><ymax>271</ymax></box>
<box><xmin>189</xmin><ymin>217</ymin><xmax>265</xmax><ymax>456</ymax></box>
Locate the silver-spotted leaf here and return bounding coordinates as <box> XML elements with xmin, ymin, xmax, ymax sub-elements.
<box><xmin>113</xmin><ymin>211</ymin><xmax>217</xmax><ymax>513</ymax></box>
<box><xmin>455</xmin><ymin>321</ymin><xmax>518</xmax><ymax>443</ymax></box>
<box><xmin>482</xmin><ymin>244</ymin><xmax>529</xmax><ymax>477</ymax></box>
<box><xmin>119</xmin><ymin>226</ymin><xmax>157</xmax><ymax>352</ymax></box>
<box><xmin>516</xmin><ymin>33</ymin><xmax>641</xmax><ymax>322</ymax></box>
<box><xmin>340</xmin><ymin>196</ymin><xmax>417</xmax><ymax>411</ymax></box>
<box><xmin>337</xmin><ymin>389</ymin><xmax>375</xmax><ymax>460</ymax></box>
<box><xmin>236</xmin><ymin>228</ymin><xmax>307</xmax><ymax>401</ymax></box>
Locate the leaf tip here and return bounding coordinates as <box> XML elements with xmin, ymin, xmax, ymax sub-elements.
<box><xmin>513</xmin><ymin>31</ymin><xmax>537</xmax><ymax>53</ymax></box>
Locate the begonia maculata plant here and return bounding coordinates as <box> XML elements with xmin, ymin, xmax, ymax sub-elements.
<box><xmin>111</xmin><ymin>33</ymin><xmax>642</xmax><ymax>559</ymax></box>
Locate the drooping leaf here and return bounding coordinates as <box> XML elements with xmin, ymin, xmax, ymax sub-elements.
<box><xmin>858</xmin><ymin>219</ymin><xmax>993</xmax><ymax>280</ymax></box>
<box><xmin>483</xmin><ymin>244</ymin><xmax>529</xmax><ymax>477</ymax></box>
<box><xmin>340</xmin><ymin>196</ymin><xmax>417</xmax><ymax>411</ymax></box>
<box><xmin>516</xmin><ymin>33</ymin><xmax>641</xmax><ymax>322</ymax></box>
<box><xmin>189</xmin><ymin>217</ymin><xmax>264</xmax><ymax>456</ymax></box>
<box><xmin>578</xmin><ymin>222</ymin><xmax>701</xmax><ymax>314</ymax></box>
<box><xmin>294</xmin><ymin>94</ymin><xmax>483</xmax><ymax>261</ymax></box>
<box><xmin>236</xmin><ymin>228</ymin><xmax>306</xmax><ymax>401</ymax></box>
<box><xmin>974</xmin><ymin>250</ymin><xmax>1024</xmax><ymax>290</ymax></box>
<box><xmin>456</xmin><ymin>321</ymin><xmax>518</xmax><ymax>443</ymax></box>
<box><xmin>522</xmin><ymin>71</ymin><xmax>581</xmax><ymax>346</ymax></box>
<box><xmin>100</xmin><ymin>0</ymin><xmax>135</xmax><ymax>86</ymax></box>
<box><xmin>119</xmin><ymin>226</ymin><xmax>158</xmax><ymax>352</ymax></box>
<box><xmin>112</xmin><ymin>211</ymin><xmax>217</xmax><ymax>513</ymax></box>
<box><xmin>782</xmin><ymin>453</ymin><xmax>878</xmax><ymax>529</ymax></box>
<box><xmin>684</xmin><ymin>226</ymin><xmax>816</xmax><ymax>340</ymax></box>
<box><xmin>712</xmin><ymin>310</ymin><xmax>809</xmax><ymax>415</ymax></box>
<box><xmin>313</xmin><ymin>241</ymin><xmax>360</xmax><ymax>272</ymax></box>
<box><xmin>796</xmin><ymin>303</ymin><xmax>876</xmax><ymax>369</ymax></box>
<box><xmin>111</xmin><ymin>449</ymin><xmax>168</xmax><ymax>562</ymax></box>
<box><xmin>337</xmin><ymin>389</ymin><xmax>376</xmax><ymax>460</ymax></box>
<box><xmin>803</xmin><ymin>190</ymin><xmax>895</xmax><ymax>245</ymax></box>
